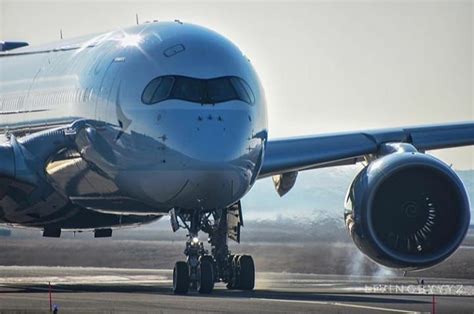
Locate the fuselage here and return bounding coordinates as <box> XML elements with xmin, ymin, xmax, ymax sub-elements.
<box><xmin>0</xmin><ymin>22</ymin><xmax>268</xmax><ymax>216</ymax></box>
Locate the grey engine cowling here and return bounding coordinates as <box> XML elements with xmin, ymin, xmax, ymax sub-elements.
<box><xmin>345</xmin><ymin>143</ymin><xmax>470</xmax><ymax>270</ymax></box>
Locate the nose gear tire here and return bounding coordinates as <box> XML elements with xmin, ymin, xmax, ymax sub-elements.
<box><xmin>173</xmin><ymin>261</ymin><xmax>190</xmax><ymax>294</ymax></box>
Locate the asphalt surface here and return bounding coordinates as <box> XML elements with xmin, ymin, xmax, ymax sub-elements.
<box><xmin>0</xmin><ymin>266</ymin><xmax>472</xmax><ymax>313</ymax></box>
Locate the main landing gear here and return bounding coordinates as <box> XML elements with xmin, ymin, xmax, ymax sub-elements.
<box><xmin>170</xmin><ymin>203</ymin><xmax>255</xmax><ymax>294</ymax></box>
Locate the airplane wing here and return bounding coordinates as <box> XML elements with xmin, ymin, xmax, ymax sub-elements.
<box><xmin>260</xmin><ymin>121</ymin><xmax>474</xmax><ymax>178</ymax></box>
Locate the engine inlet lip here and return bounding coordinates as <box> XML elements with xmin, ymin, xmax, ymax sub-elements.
<box><xmin>365</xmin><ymin>154</ymin><xmax>471</xmax><ymax>267</ymax></box>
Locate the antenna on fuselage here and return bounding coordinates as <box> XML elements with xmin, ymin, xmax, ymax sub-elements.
<box><xmin>60</xmin><ymin>29</ymin><xmax>63</xmax><ymax>40</ymax></box>
<box><xmin>136</xmin><ymin>13</ymin><xmax>140</xmax><ymax>25</ymax></box>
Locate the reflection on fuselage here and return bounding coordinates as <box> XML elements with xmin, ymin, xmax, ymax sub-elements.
<box><xmin>0</xmin><ymin>21</ymin><xmax>268</xmax><ymax>216</ymax></box>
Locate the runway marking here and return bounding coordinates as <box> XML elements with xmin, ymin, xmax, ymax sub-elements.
<box><xmin>251</xmin><ymin>297</ymin><xmax>418</xmax><ymax>313</ymax></box>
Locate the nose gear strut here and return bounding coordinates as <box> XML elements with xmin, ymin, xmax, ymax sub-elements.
<box><xmin>170</xmin><ymin>202</ymin><xmax>255</xmax><ymax>294</ymax></box>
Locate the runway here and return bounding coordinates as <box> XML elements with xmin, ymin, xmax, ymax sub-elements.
<box><xmin>0</xmin><ymin>266</ymin><xmax>472</xmax><ymax>313</ymax></box>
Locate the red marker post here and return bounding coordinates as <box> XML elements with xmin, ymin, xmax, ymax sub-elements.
<box><xmin>49</xmin><ymin>281</ymin><xmax>52</xmax><ymax>312</ymax></box>
<box><xmin>432</xmin><ymin>294</ymin><xmax>436</xmax><ymax>314</ymax></box>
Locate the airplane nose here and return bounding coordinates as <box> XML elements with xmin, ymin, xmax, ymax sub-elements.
<box><xmin>174</xmin><ymin>109</ymin><xmax>255</xmax><ymax>209</ymax></box>
<box><xmin>187</xmin><ymin>114</ymin><xmax>247</xmax><ymax>162</ymax></box>
<box><xmin>136</xmin><ymin>106</ymin><xmax>262</xmax><ymax>210</ymax></box>
<box><xmin>155</xmin><ymin>107</ymin><xmax>253</xmax><ymax>163</ymax></box>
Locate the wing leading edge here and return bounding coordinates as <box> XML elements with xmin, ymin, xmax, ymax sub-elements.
<box><xmin>259</xmin><ymin>121</ymin><xmax>474</xmax><ymax>178</ymax></box>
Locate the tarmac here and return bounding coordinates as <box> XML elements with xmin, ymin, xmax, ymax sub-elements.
<box><xmin>0</xmin><ymin>266</ymin><xmax>473</xmax><ymax>313</ymax></box>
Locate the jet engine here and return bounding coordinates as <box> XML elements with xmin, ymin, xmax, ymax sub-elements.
<box><xmin>344</xmin><ymin>143</ymin><xmax>470</xmax><ymax>270</ymax></box>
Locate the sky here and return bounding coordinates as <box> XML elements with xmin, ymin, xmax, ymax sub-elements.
<box><xmin>1</xmin><ymin>0</ymin><xmax>473</xmax><ymax>169</ymax></box>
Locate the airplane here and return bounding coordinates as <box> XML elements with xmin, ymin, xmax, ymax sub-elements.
<box><xmin>0</xmin><ymin>21</ymin><xmax>472</xmax><ymax>294</ymax></box>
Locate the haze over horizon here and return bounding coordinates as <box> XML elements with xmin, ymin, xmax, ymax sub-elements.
<box><xmin>242</xmin><ymin>166</ymin><xmax>474</xmax><ymax>224</ymax></box>
<box><xmin>1</xmin><ymin>0</ymin><xmax>472</xmax><ymax>169</ymax></box>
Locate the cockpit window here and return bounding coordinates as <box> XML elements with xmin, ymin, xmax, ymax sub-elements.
<box><xmin>171</xmin><ymin>76</ymin><xmax>204</xmax><ymax>103</ymax></box>
<box><xmin>230</xmin><ymin>77</ymin><xmax>254</xmax><ymax>104</ymax></box>
<box><xmin>142</xmin><ymin>76</ymin><xmax>175</xmax><ymax>104</ymax></box>
<box><xmin>142</xmin><ymin>75</ymin><xmax>255</xmax><ymax>105</ymax></box>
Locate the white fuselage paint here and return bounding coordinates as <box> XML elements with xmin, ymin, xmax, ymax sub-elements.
<box><xmin>0</xmin><ymin>22</ymin><xmax>268</xmax><ymax>223</ymax></box>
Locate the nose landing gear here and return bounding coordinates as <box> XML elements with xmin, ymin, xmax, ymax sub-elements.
<box><xmin>170</xmin><ymin>204</ymin><xmax>254</xmax><ymax>294</ymax></box>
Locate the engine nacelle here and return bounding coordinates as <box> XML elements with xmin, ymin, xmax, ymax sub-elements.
<box><xmin>345</xmin><ymin>144</ymin><xmax>470</xmax><ymax>270</ymax></box>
